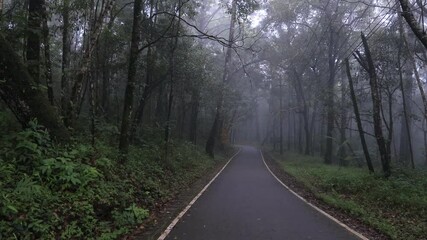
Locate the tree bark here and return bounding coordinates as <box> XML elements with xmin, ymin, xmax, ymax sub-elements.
<box><xmin>188</xmin><ymin>88</ymin><xmax>200</xmax><ymax>144</ymax></box>
<box><xmin>0</xmin><ymin>33</ymin><xmax>69</xmax><ymax>141</ymax></box>
<box><xmin>279</xmin><ymin>78</ymin><xmax>284</xmax><ymax>155</ymax></box>
<box><xmin>42</xmin><ymin>1</ymin><xmax>54</xmax><ymax>105</ymax></box>
<box><xmin>66</xmin><ymin>0</ymin><xmax>115</xmax><ymax>127</ymax></box>
<box><xmin>397</xmin><ymin>43</ymin><xmax>415</xmax><ymax>168</ymax></box>
<box><xmin>61</xmin><ymin>0</ymin><xmax>70</xmax><ymax>114</ymax></box>
<box><xmin>293</xmin><ymin>71</ymin><xmax>311</xmax><ymax>155</ymax></box>
<box><xmin>359</xmin><ymin>32</ymin><xmax>391</xmax><ymax>177</ymax></box>
<box><xmin>26</xmin><ymin>0</ymin><xmax>43</xmax><ymax>84</ymax></box>
<box><xmin>345</xmin><ymin>58</ymin><xmax>374</xmax><ymax>172</ymax></box>
<box><xmin>324</xmin><ymin>27</ymin><xmax>336</xmax><ymax>164</ymax></box>
<box><xmin>338</xmin><ymin>78</ymin><xmax>348</xmax><ymax>166</ymax></box>
<box><xmin>119</xmin><ymin>0</ymin><xmax>143</xmax><ymax>156</ymax></box>
<box><xmin>399</xmin><ymin>0</ymin><xmax>427</xmax><ymax>49</ymax></box>
<box><xmin>205</xmin><ymin>0</ymin><xmax>237</xmax><ymax>157</ymax></box>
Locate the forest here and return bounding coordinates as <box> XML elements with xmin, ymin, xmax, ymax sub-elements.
<box><xmin>0</xmin><ymin>0</ymin><xmax>426</xmax><ymax>239</ymax></box>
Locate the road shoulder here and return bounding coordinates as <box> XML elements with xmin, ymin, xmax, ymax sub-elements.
<box><xmin>128</xmin><ymin>148</ymin><xmax>239</xmax><ymax>240</ymax></box>
<box><xmin>261</xmin><ymin>151</ymin><xmax>389</xmax><ymax>240</ymax></box>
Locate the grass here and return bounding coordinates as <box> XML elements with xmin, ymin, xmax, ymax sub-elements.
<box><xmin>271</xmin><ymin>152</ymin><xmax>427</xmax><ymax>240</ymax></box>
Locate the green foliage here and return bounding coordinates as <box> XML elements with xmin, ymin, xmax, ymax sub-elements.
<box><xmin>273</xmin><ymin>152</ymin><xmax>427</xmax><ymax>240</ymax></box>
<box><xmin>0</xmin><ymin>120</ymin><xmax>215</xmax><ymax>239</ymax></box>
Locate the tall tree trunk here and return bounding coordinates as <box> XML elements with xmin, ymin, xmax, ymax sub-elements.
<box><xmin>165</xmin><ymin>3</ymin><xmax>181</xmax><ymax>144</ymax></box>
<box><xmin>298</xmin><ymin>114</ymin><xmax>303</xmax><ymax>154</ymax></box>
<box><xmin>401</xmin><ymin>23</ymin><xmax>427</xmax><ymax>123</ymax></box>
<box><xmin>101</xmin><ymin>53</ymin><xmax>110</xmax><ymax>114</ymax></box>
<box><xmin>279</xmin><ymin>78</ymin><xmax>284</xmax><ymax>155</ymax></box>
<box><xmin>155</xmin><ymin>83</ymin><xmax>167</xmax><ymax>122</ymax></box>
<box><xmin>310</xmin><ymin>101</ymin><xmax>318</xmax><ymax>154</ymax></box>
<box><xmin>324</xmin><ymin>28</ymin><xmax>336</xmax><ymax>164</ymax></box>
<box><xmin>188</xmin><ymin>88</ymin><xmax>200</xmax><ymax>144</ymax></box>
<box><xmin>398</xmin><ymin>15</ymin><xmax>416</xmax><ymax>167</ymax></box>
<box><xmin>255</xmin><ymin>103</ymin><xmax>261</xmax><ymax>144</ymax></box>
<box><xmin>119</xmin><ymin>0</ymin><xmax>143</xmax><ymax>156</ymax></box>
<box><xmin>0</xmin><ymin>33</ymin><xmax>69</xmax><ymax>141</ymax></box>
<box><xmin>130</xmin><ymin>48</ymin><xmax>155</xmax><ymax>142</ymax></box>
<box><xmin>320</xmin><ymin>112</ymin><xmax>325</xmax><ymax>155</ymax></box>
<box><xmin>424</xmin><ymin>119</ymin><xmax>427</xmax><ymax>166</ymax></box>
<box><xmin>27</xmin><ymin>0</ymin><xmax>43</xmax><ymax>85</ymax></box>
<box><xmin>293</xmin><ymin>72</ymin><xmax>311</xmax><ymax>155</ymax></box>
<box><xmin>359</xmin><ymin>33</ymin><xmax>391</xmax><ymax>177</ymax></box>
<box><xmin>42</xmin><ymin>2</ymin><xmax>54</xmax><ymax>105</ymax></box>
<box><xmin>61</xmin><ymin>0</ymin><xmax>70</xmax><ymax>113</ymax></box>
<box><xmin>397</xmin><ymin>44</ymin><xmax>415</xmax><ymax>168</ymax></box>
<box><xmin>287</xmin><ymin>107</ymin><xmax>291</xmax><ymax>150</ymax></box>
<box><xmin>345</xmin><ymin>58</ymin><xmax>374</xmax><ymax>172</ymax></box>
<box><xmin>338</xmin><ymin>78</ymin><xmax>348</xmax><ymax>166</ymax></box>
<box><xmin>205</xmin><ymin>0</ymin><xmax>236</xmax><ymax>157</ymax></box>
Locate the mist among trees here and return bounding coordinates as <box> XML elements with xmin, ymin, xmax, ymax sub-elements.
<box><xmin>0</xmin><ymin>0</ymin><xmax>426</xmax><ymax>239</ymax></box>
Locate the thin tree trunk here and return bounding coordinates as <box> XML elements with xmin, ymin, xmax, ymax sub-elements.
<box><xmin>320</xmin><ymin>112</ymin><xmax>325</xmax><ymax>155</ymax></box>
<box><xmin>255</xmin><ymin>104</ymin><xmax>261</xmax><ymax>144</ymax></box>
<box><xmin>90</xmin><ymin>70</ymin><xmax>96</xmax><ymax>146</ymax></box>
<box><xmin>66</xmin><ymin>0</ymin><xmax>114</xmax><ymax>127</ymax></box>
<box><xmin>279</xmin><ymin>78</ymin><xmax>283</xmax><ymax>155</ymax></box>
<box><xmin>345</xmin><ymin>58</ymin><xmax>374</xmax><ymax>172</ymax></box>
<box><xmin>293</xmin><ymin>110</ymin><xmax>297</xmax><ymax>151</ymax></box>
<box><xmin>287</xmin><ymin>106</ymin><xmax>291</xmax><ymax>151</ymax></box>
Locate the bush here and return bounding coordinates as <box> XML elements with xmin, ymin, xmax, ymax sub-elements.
<box><xmin>0</xmin><ymin>120</ymin><xmax>215</xmax><ymax>239</ymax></box>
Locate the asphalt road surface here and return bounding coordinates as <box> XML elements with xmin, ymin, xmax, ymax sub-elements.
<box><xmin>164</xmin><ymin>146</ymin><xmax>360</xmax><ymax>240</ymax></box>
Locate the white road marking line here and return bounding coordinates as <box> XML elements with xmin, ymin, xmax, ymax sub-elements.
<box><xmin>260</xmin><ymin>150</ymin><xmax>369</xmax><ymax>240</ymax></box>
<box><xmin>157</xmin><ymin>149</ymin><xmax>242</xmax><ymax>240</ymax></box>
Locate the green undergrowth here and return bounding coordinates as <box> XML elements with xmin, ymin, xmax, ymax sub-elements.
<box><xmin>0</xmin><ymin>119</ymin><xmax>218</xmax><ymax>239</ymax></box>
<box><xmin>270</xmin><ymin>152</ymin><xmax>427</xmax><ymax>240</ymax></box>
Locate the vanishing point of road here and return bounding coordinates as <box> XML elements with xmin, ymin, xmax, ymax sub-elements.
<box><xmin>163</xmin><ymin>146</ymin><xmax>362</xmax><ymax>240</ymax></box>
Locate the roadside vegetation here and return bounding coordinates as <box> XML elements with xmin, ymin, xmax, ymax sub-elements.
<box><xmin>270</xmin><ymin>152</ymin><xmax>427</xmax><ymax>240</ymax></box>
<box><xmin>0</xmin><ymin>114</ymin><xmax>219</xmax><ymax>239</ymax></box>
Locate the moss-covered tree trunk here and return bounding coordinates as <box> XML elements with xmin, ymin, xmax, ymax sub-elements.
<box><xmin>0</xmin><ymin>33</ymin><xmax>69</xmax><ymax>141</ymax></box>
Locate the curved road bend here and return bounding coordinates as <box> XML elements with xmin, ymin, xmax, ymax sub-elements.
<box><xmin>164</xmin><ymin>146</ymin><xmax>360</xmax><ymax>240</ymax></box>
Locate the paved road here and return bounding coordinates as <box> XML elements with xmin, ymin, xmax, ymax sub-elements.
<box><xmin>165</xmin><ymin>146</ymin><xmax>360</xmax><ymax>240</ymax></box>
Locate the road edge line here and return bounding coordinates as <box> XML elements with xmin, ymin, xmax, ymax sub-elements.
<box><xmin>259</xmin><ymin>150</ymin><xmax>369</xmax><ymax>240</ymax></box>
<box><xmin>157</xmin><ymin>148</ymin><xmax>241</xmax><ymax>240</ymax></box>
